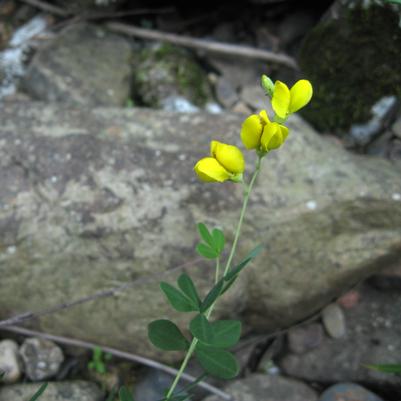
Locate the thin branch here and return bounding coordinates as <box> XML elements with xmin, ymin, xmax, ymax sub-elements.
<box><xmin>19</xmin><ymin>0</ymin><xmax>71</xmax><ymax>17</ymax></box>
<box><xmin>0</xmin><ymin>257</ymin><xmax>202</xmax><ymax>328</ymax></box>
<box><xmin>1</xmin><ymin>325</ymin><xmax>233</xmax><ymax>401</ymax></box>
<box><xmin>82</xmin><ymin>7</ymin><xmax>176</xmax><ymax>20</ymax></box>
<box><xmin>106</xmin><ymin>22</ymin><xmax>299</xmax><ymax>69</ymax></box>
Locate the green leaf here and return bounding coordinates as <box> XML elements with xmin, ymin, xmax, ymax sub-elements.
<box><xmin>196</xmin><ymin>243</ymin><xmax>219</xmax><ymax>259</ymax></box>
<box><xmin>366</xmin><ymin>364</ymin><xmax>401</xmax><ymax>374</ymax></box>
<box><xmin>210</xmin><ymin>320</ymin><xmax>241</xmax><ymax>348</ymax></box>
<box><xmin>220</xmin><ymin>276</ymin><xmax>238</xmax><ymax>295</ymax></box>
<box><xmin>177</xmin><ymin>273</ymin><xmax>201</xmax><ymax>308</ymax></box>
<box><xmin>29</xmin><ymin>383</ymin><xmax>48</xmax><ymax>401</ymax></box>
<box><xmin>190</xmin><ymin>314</ymin><xmax>214</xmax><ymax>344</ymax></box>
<box><xmin>211</xmin><ymin>228</ymin><xmax>225</xmax><ymax>253</ymax></box>
<box><xmin>224</xmin><ymin>244</ymin><xmax>263</xmax><ymax>282</ymax></box>
<box><xmin>200</xmin><ymin>280</ymin><xmax>224</xmax><ymax>312</ymax></box>
<box><xmin>195</xmin><ymin>343</ymin><xmax>239</xmax><ymax>379</ymax></box>
<box><xmin>148</xmin><ymin>319</ymin><xmax>189</xmax><ymax>351</ymax></box>
<box><xmin>197</xmin><ymin>223</ymin><xmax>214</xmax><ymax>247</ymax></box>
<box><xmin>160</xmin><ymin>282</ymin><xmax>198</xmax><ymax>312</ymax></box>
<box><xmin>119</xmin><ymin>386</ymin><xmax>135</xmax><ymax>401</ymax></box>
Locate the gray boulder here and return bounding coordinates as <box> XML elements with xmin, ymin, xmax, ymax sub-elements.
<box><xmin>0</xmin><ymin>381</ymin><xmax>103</xmax><ymax>401</ymax></box>
<box><xmin>22</xmin><ymin>23</ymin><xmax>133</xmax><ymax>106</ymax></box>
<box><xmin>0</xmin><ymin>103</ymin><xmax>400</xmax><ymax>361</ymax></box>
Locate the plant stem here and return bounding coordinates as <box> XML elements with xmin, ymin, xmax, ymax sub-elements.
<box><xmin>165</xmin><ymin>257</ymin><xmax>220</xmax><ymax>400</ymax></box>
<box><xmin>223</xmin><ymin>156</ymin><xmax>262</xmax><ymax>276</ymax></box>
<box><xmin>165</xmin><ymin>157</ymin><xmax>262</xmax><ymax>400</ymax></box>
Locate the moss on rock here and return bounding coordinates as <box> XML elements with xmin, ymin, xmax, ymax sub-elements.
<box><xmin>132</xmin><ymin>43</ymin><xmax>212</xmax><ymax>108</ymax></box>
<box><xmin>298</xmin><ymin>3</ymin><xmax>401</xmax><ymax>133</ymax></box>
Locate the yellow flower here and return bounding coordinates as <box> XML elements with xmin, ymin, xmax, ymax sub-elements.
<box><xmin>271</xmin><ymin>79</ymin><xmax>313</xmax><ymax>120</ymax></box>
<box><xmin>194</xmin><ymin>141</ymin><xmax>245</xmax><ymax>183</ymax></box>
<box><xmin>240</xmin><ymin>110</ymin><xmax>288</xmax><ymax>152</ymax></box>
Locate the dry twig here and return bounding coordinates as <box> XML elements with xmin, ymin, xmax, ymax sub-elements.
<box><xmin>106</xmin><ymin>22</ymin><xmax>299</xmax><ymax>69</ymax></box>
<box><xmin>20</xmin><ymin>0</ymin><xmax>71</xmax><ymax>17</ymax></box>
<box><xmin>1</xmin><ymin>325</ymin><xmax>233</xmax><ymax>400</ymax></box>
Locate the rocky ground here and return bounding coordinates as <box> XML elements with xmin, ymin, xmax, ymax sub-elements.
<box><xmin>0</xmin><ymin>0</ymin><xmax>400</xmax><ymax>400</ymax></box>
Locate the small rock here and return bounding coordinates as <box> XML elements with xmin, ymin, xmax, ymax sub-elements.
<box><xmin>0</xmin><ymin>381</ymin><xmax>103</xmax><ymax>401</ymax></box>
<box><xmin>23</xmin><ymin>23</ymin><xmax>133</xmax><ymax>106</ymax></box>
<box><xmin>134</xmin><ymin>369</ymin><xmax>179</xmax><ymax>401</ymax></box>
<box><xmin>160</xmin><ymin>96</ymin><xmax>199</xmax><ymax>113</ymax></box>
<box><xmin>0</xmin><ymin>340</ymin><xmax>22</xmax><ymax>383</ymax></box>
<box><xmin>393</xmin><ymin>116</ymin><xmax>401</xmax><ymax>139</ymax></box>
<box><xmin>19</xmin><ymin>337</ymin><xmax>64</xmax><ymax>381</ymax></box>
<box><xmin>337</xmin><ymin>290</ymin><xmax>360</xmax><ymax>309</ymax></box>
<box><xmin>322</xmin><ymin>303</ymin><xmax>346</xmax><ymax>338</ymax></box>
<box><xmin>204</xmin><ymin>102</ymin><xmax>223</xmax><ymax>114</ymax></box>
<box><xmin>287</xmin><ymin>323</ymin><xmax>324</xmax><ymax>354</ymax></box>
<box><xmin>319</xmin><ymin>382</ymin><xmax>384</xmax><ymax>401</ymax></box>
<box><xmin>202</xmin><ymin>374</ymin><xmax>318</xmax><ymax>401</ymax></box>
<box><xmin>215</xmin><ymin>77</ymin><xmax>238</xmax><ymax>108</ymax></box>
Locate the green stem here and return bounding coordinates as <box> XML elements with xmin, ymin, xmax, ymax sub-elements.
<box><xmin>165</xmin><ymin>157</ymin><xmax>262</xmax><ymax>400</ymax></box>
<box><xmin>223</xmin><ymin>156</ymin><xmax>262</xmax><ymax>276</ymax></box>
<box><xmin>165</xmin><ymin>257</ymin><xmax>220</xmax><ymax>400</ymax></box>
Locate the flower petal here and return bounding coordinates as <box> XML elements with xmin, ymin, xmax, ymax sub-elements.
<box><xmin>259</xmin><ymin>110</ymin><xmax>271</xmax><ymax>125</ymax></box>
<box><xmin>289</xmin><ymin>79</ymin><xmax>313</xmax><ymax>114</ymax></box>
<box><xmin>213</xmin><ymin>142</ymin><xmax>245</xmax><ymax>174</ymax></box>
<box><xmin>272</xmin><ymin>81</ymin><xmax>290</xmax><ymax>119</ymax></box>
<box><xmin>260</xmin><ymin>122</ymin><xmax>279</xmax><ymax>151</ymax></box>
<box><xmin>279</xmin><ymin>124</ymin><xmax>289</xmax><ymax>142</ymax></box>
<box><xmin>194</xmin><ymin>157</ymin><xmax>231</xmax><ymax>182</ymax></box>
<box><xmin>240</xmin><ymin>114</ymin><xmax>263</xmax><ymax>149</ymax></box>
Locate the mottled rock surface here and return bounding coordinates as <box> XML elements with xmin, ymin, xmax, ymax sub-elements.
<box><xmin>319</xmin><ymin>383</ymin><xmax>384</xmax><ymax>401</ymax></box>
<box><xmin>0</xmin><ymin>381</ymin><xmax>103</xmax><ymax>401</ymax></box>
<box><xmin>299</xmin><ymin>0</ymin><xmax>401</xmax><ymax>133</ymax></box>
<box><xmin>202</xmin><ymin>374</ymin><xmax>318</xmax><ymax>401</ymax></box>
<box><xmin>22</xmin><ymin>23</ymin><xmax>133</xmax><ymax>106</ymax></box>
<box><xmin>0</xmin><ymin>103</ymin><xmax>400</xmax><ymax>360</ymax></box>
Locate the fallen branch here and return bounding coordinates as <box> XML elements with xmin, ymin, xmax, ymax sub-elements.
<box><xmin>0</xmin><ymin>257</ymin><xmax>202</xmax><ymax>328</ymax></box>
<box><xmin>2</xmin><ymin>325</ymin><xmax>233</xmax><ymax>401</ymax></box>
<box><xmin>106</xmin><ymin>22</ymin><xmax>299</xmax><ymax>69</ymax></box>
<box><xmin>20</xmin><ymin>0</ymin><xmax>71</xmax><ymax>17</ymax></box>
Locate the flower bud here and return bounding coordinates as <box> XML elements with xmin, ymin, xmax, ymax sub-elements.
<box><xmin>261</xmin><ymin>74</ymin><xmax>274</xmax><ymax>97</ymax></box>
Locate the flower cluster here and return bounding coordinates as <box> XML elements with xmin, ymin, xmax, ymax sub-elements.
<box><xmin>194</xmin><ymin>75</ymin><xmax>313</xmax><ymax>183</ymax></box>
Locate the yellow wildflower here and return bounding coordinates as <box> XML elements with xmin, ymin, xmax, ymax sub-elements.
<box><xmin>271</xmin><ymin>79</ymin><xmax>313</xmax><ymax>120</ymax></box>
<box><xmin>194</xmin><ymin>141</ymin><xmax>245</xmax><ymax>183</ymax></box>
<box><xmin>240</xmin><ymin>110</ymin><xmax>288</xmax><ymax>152</ymax></box>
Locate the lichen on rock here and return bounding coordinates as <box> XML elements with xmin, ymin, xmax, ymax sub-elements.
<box><xmin>298</xmin><ymin>1</ymin><xmax>401</xmax><ymax>134</ymax></box>
<box><xmin>132</xmin><ymin>43</ymin><xmax>213</xmax><ymax>108</ymax></box>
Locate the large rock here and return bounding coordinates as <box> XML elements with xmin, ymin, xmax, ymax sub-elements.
<box><xmin>0</xmin><ymin>381</ymin><xmax>103</xmax><ymax>401</ymax></box>
<box><xmin>0</xmin><ymin>103</ymin><xmax>400</xmax><ymax>361</ymax></box>
<box><xmin>22</xmin><ymin>23</ymin><xmax>133</xmax><ymax>106</ymax></box>
<box><xmin>298</xmin><ymin>0</ymin><xmax>401</xmax><ymax>134</ymax></box>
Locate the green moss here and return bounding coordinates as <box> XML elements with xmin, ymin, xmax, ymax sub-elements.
<box><xmin>299</xmin><ymin>4</ymin><xmax>401</xmax><ymax>134</ymax></box>
<box><xmin>133</xmin><ymin>43</ymin><xmax>211</xmax><ymax>107</ymax></box>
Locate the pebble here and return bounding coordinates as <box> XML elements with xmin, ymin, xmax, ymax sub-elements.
<box><xmin>0</xmin><ymin>339</ymin><xmax>22</xmax><ymax>383</ymax></box>
<box><xmin>287</xmin><ymin>323</ymin><xmax>324</xmax><ymax>354</ymax></box>
<box><xmin>0</xmin><ymin>381</ymin><xmax>103</xmax><ymax>401</ymax></box>
<box><xmin>319</xmin><ymin>382</ymin><xmax>384</xmax><ymax>401</ymax></box>
<box><xmin>322</xmin><ymin>303</ymin><xmax>346</xmax><ymax>338</ymax></box>
<box><xmin>337</xmin><ymin>290</ymin><xmax>360</xmax><ymax>309</ymax></box>
<box><xmin>19</xmin><ymin>337</ymin><xmax>64</xmax><ymax>381</ymax></box>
